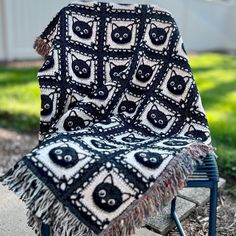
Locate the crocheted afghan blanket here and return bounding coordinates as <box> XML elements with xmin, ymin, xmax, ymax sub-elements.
<box><xmin>1</xmin><ymin>1</ymin><xmax>216</xmax><ymax>235</ymax></box>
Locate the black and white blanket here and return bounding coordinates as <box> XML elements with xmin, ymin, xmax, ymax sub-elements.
<box><xmin>1</xmin><ymin>1</ymin><xmax>216</xmax><ymax>235</ymax></box>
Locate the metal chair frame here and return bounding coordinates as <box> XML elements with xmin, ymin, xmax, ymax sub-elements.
<box><xmin>171</xmin><ymin>154</ymin><xmax>219</xmax><ymax>236</ymax></box>
<box><xmin>41</xmin><ymin>154</ymin><xmax>219</xmax><ymax>236</ymax></box>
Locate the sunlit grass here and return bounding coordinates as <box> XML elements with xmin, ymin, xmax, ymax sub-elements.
<box><xmin>190</xmin><ymin>53</ymin><xmax>236</xmax><ymax>180</ymax></box>
<box><xmin>0</xmin><ymin>53</ymin><xmax>236</xmax><ymax>180</ymax></box>
<box><xmin>0</xmin><ymin>68</ymin><xmax>40</xmax><ymax>132</ymax></box>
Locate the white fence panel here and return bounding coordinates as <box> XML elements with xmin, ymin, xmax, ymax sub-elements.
<box><xmin>0</xmin><ymin>0</ymin><xmax>235</xmax><ymax>61</ymax></box>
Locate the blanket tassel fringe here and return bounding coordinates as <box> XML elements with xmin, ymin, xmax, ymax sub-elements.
<box><xmin>0</xmin><ymin>143</ymin><xmax>214</xmax><ymax>236</ymax></box>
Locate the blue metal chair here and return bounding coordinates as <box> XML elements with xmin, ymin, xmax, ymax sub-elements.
<box><xmin>171</xmin><ymin>153</ymin><xmax>219</xmax><ymax>236</ymax></box>
<box><xmin>41</xmin><ymin>154</ymin><xmax>219</xmax><ymax>236</ymax></box>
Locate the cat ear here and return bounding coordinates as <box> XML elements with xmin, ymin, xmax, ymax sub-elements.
<box><xmin>85</xmin><ymin>59</ymin><xmax>92</xmax><ymax>66</ymax></box>
<box><xmin>72</xmin><ymin>16</ymin><xmax>79</xmax><ymax>24</ymax></box>
<box><xmin>183</xmin><ymin>76</ymin><xmax>190</xmax><ymax>82</ymax></box>
<box><xmin>150</xmin><ymin>22</ymin><xmax>157</xmax><ymax>29</ymax></box>
<box><xmin>69</xmin><ymin>110</ymin><xmax>78</xmax><ymax>117</ymax></box>
<box><xmin>171</xmin><ymin>70</ymin><xmax>177</xmax><ymax>77</ymax></box>
<box><xmin>164</xmin><ymin>26</ymin><xmax>171</xmax><ymax>33</ymax></box>
<box><xmin>112</xmin><ymin>23</ymin><xmax>119</xmax><ymax>31</ymax></box>
<box><xmin>87</xmin><ymin>20</ymin><xmax>94</xmax><ymax>27</ymax></box>
<box><xmin>126</xmin><ymin>23</ymin><xmax>134</xmax><ymax>30</ymax></box>
<box><xmin>151</xmin><ymin>104</ymin><xmax>158</xmax><ymax>110</ymax></box>
<box><xmin>107</xmin><ymin>84</ymin><xmax>114</xmax><ymax>92</ymax></box>
<box><xmin>48</xmin><ymin>93</ymin><xmax>54</xmax><ymax>100</ymax></box>
<box><xmin>77</xmin><ymin>152</ymin><xmax>87</xmax><ymax>160</ymax></box>
<box><xmin>71</xmin><ymin>54</ymin><xmax>78</xmax><ymax>62</ymax></box>
<box><xmin>84</xmin><ymin>120</ymin><xmax>91</xmax><ymax>126</ymax></box>
<box><xmin>110</xmin><ymin>62</ymin><xmax>116</xmax><ymax>69</ymax></box>
<box><xmin>166</xmin><ymin>115</ymin><xmax>173</xmax><ymax>121</ymax></box>
<box><xmin>122</xmin><ymin>192</ymin><xmax>132</xmax><ymax>202</ymax></box>
<box><xmin>161</xmin><ymin>154</ymin><xmax>169</xmax><ymax>159</ymax></box>
<box><xmin>188</xmin><ymin>125</ymin><xmax>196</xmax><ymax>131</ymax></box>
<box><xmin>103</xmin><ymin>174</ymin><xmax>113</xmax><ymax>184</ymax></box>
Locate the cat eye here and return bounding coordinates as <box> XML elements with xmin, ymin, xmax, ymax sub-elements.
<box><xmin>108</xmin><ymin>199</ymin><xmax>116</xmax><ymax>206</ymax></box>
<box><xmin>114</xmin><ymin>72</ymin><xmax>119</xmax><ymax>76</ymax></box>
<box><xmin>152</xmin><ymin>33</ymin><xmax>156</xmax><ymax>38</ymax></box>
<box><xmin>121</xmin><ymin>106</ymin><xmax>126</xmax><ymax>111</ymax></box>
<box><xmin>55</xmin><ymin>149</ymin><xmax>63</xmax><ymax>155</ymax></box>
<box><xmin>82</xmin><ymin>68</ymin><xmax>87</xmax><ymax>73</ymax></box>
<box><xmin>158</xmin><ymin>119</ymin><xmax>164</xmax><ymax>125</ymax></box>
<box><xmin>123</xmin><ymin>33</ymin><xmax>128</xmax><ymax>38</ymax></box>
<box><xmin>98</xmin><ymin>189</ymin><xmax>106</xmax><ymax>197</ymax></box>
<box><xmin>145</xmin><ymin>73</ymin><xmax>150</xmax><ymax>77</ymax></box>
<box><xmin>114</xmin><ymin>33</ymin><xmax>119</xmax><ymax>38</ymax></box>
<box><xmin>76</xmin><ymin>26</ymin><xmax>80</xmax><ymax>31</ymax></box>
<box><xmin>84</xmin><ymin>29</ymin><xmax>88</xmax><ymax>34</ymax></box>
<box><xmin>138</xmin><ymin>70</ymin><xmax>142</xmax><ymax>75</ymax></box>
<box><xmin>64</xmin><ymin>155</ymin><xmax>72</xmax><ymax>162</ymax></box>
<box><xmin>98</xmin><ymin>91</ymin><xmax>104</xmax><ymax>96</ymax></box>
<box><xmin>68</xmin><ymin>121</ymin><xmax>74</xmax><ymax>127</ymax></box>
<box><xmin>150</xmin><ymin>157</ymin><xmax>157</xmax><ymax>163</ymax></box>
<box><xmin>44</xmin><ymin>103</ymin><xmax>50</xmax><ymax>109</ymax></box>
<box><xmin>139</xmin><ymin>152</ymin><xmax>146</xmax><ymax>158</ymax></box>
<box><xmin>178</xmin><ymin>85</ymin><xmax>182</xmax><ymax>89</ymax></box>
<box><xmin>75</xmin><ymin>65</ymin><xmax>79</xmax><ymax>71</ymax></box>
<box><xmin>151</xmin><ymin>113</ymin><xmax>156</xmax><ymax>118</ymax></box>
<box><xmin>45</xmin><ymin>60</ymin><xmax>50</xmax><ymax>65</ymax></box>
<box><xmin>159</xmin><ymin>35</ymin><xmax>164</xmax><ymax>40</ymax></box>
<box><xmin>170</xmin><ymin>81</ymin><xmax>175</xmax><ymax>86</ymax></box>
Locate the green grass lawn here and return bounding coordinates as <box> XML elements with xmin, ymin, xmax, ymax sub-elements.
<box><xmin>0</xmin><ymin>53</ymin><xmax>236</xmax><ymax>181</ymax></box>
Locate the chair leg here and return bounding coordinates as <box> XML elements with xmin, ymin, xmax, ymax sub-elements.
<box><xmin>208</xmin><ymin>181</ymin><xmax>218</xmax><ymax>236</ymax></box>
<box><xmin>41</xmin><ymin>223</ymin><xmax>50</xmax><ymax>236</ymax></box>
<box><xmin>171</xmin><ymin>197</ymin><xmax>186</xmax><ymax>236</ymax></box>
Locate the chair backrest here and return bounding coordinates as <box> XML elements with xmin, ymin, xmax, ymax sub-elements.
<box><xmin>35</xmin><ymin>0</ymin><xmax>211</xmax><ymax>146</ymax></box>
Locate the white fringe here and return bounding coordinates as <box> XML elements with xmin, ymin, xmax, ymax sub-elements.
<box><xmin>1</xmin><ymin>161</ymin><xmax>97</xmax><ymax>236</ymax></box>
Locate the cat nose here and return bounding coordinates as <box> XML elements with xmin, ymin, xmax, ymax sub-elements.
<box><xmin>57</xmin><ymin>156</ymin><xmax>63</xmax><ymax>160</ymax></box>
<box><xmin>119</xmin><ymin>37</ymin><xmax>123</xmax><ymax>40</ymax></box>
<box><xmin>101</xmin><ymin>199</ymin><xmax>106</xmax><ymax>203</ymax></box>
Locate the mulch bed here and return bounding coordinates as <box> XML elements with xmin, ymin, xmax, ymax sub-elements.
<box><xmin>0</xmin><ymin>128</ymin><xmax>235</xmax><ymax>236</ymax></box>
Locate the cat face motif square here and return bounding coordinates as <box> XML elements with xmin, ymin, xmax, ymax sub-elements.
<box><xmin>92</xmin><ymin>174</ymin><xmax>132</xmax><ymax>212</ymax></box>
<box><xmin>149</xmin><ymin>24</ymin><xmax>170</xmax><ymax>46</ymax></box>
<box><xmin>72</xmin><ymin>16</ymin><xmax>93</xmax><ymax>39</ymax></box>
<box><xmin>185</xmin><ymin>125</ymin><xmax>209</xmax><ymax>142</ymax></box>
<box><xmin>118</xmin><ymin>95</ymin><xmax>141</xmax><ymax>114</ymax></box>
<box><xmin>41</xmin><ymin>93</ymin><xmax>54</xmax><ymax>116</ymax></box>
<box><xmin>63</xmin><ymin>110</ymin><xmax>91</xmax><ymax>131</ymax></box>
<box><xmin>88</xmin><ymin>82</ymin><xmax>114</xmax><ymax>100</ymax></box>
<box><xmin>135</xmin><ymin>58</ymin><xmax>158</xmax><ymax>83</ymax></box>
<box><xmin>49</xmin><ymin>143</ymin><xmax>87</xmax><ymax>169</ymax></box>
<box><xmin>111</xmin><ymin>23</ymin><xmax>133</xmax><ymax>44</ymax></box>
<box><xmin>147</xmin><ymin>104</ymin><xmax>173</xmax><ymax>129</ymax></box>
<box><xmin>109</xmin><ymin>61</ymin><xmax>130</xmax><ymax>81</ymax></box>
<box><xmin>134</xmin><ymin>151</ymin><xmax>167</xmax><ymax>169</ymax></box>
<box><xmin>167</xmin><ymin>71</ymin><xmax>189</xmax><ymax>95</ymax></box>
<box><xmin>71</xmin><ymin>54</ymin><xmax>92</xmax><ymax>79</ymax></box>
<box><xmin>39</xmin><ymin>52</ymin><xmax>55</xmax><ymax>72</ymax></box>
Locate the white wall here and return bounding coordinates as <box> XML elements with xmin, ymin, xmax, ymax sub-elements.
<box><xmin>0</xmin><ymin>0</ymin><xmax>235</xmax><ymax>61</ymax></box>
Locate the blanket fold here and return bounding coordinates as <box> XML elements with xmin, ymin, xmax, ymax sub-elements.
<box><xmin>1</xmin><ymin>1</ymin><xmax>216</xmax><ymax>236</ymax></box>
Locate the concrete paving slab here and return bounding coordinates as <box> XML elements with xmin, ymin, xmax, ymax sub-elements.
<box><xmin>145</xmin><ymin>197</ymin><xmax>196</xmax><ymax>235</ymax></box>
<box><xmin>178</xmin><ymin>177</ymin><xmax>226</xmax><ymax>206</ymax></box>
<box><xmin>0</xmin><ymin>184</ymin><xmax>35</xmax><ymax>236</ymax></box>
<box><xmin>0</xmin><ymin>178</ymin><xmax>226</xmax><ymax>236</ymax></box>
